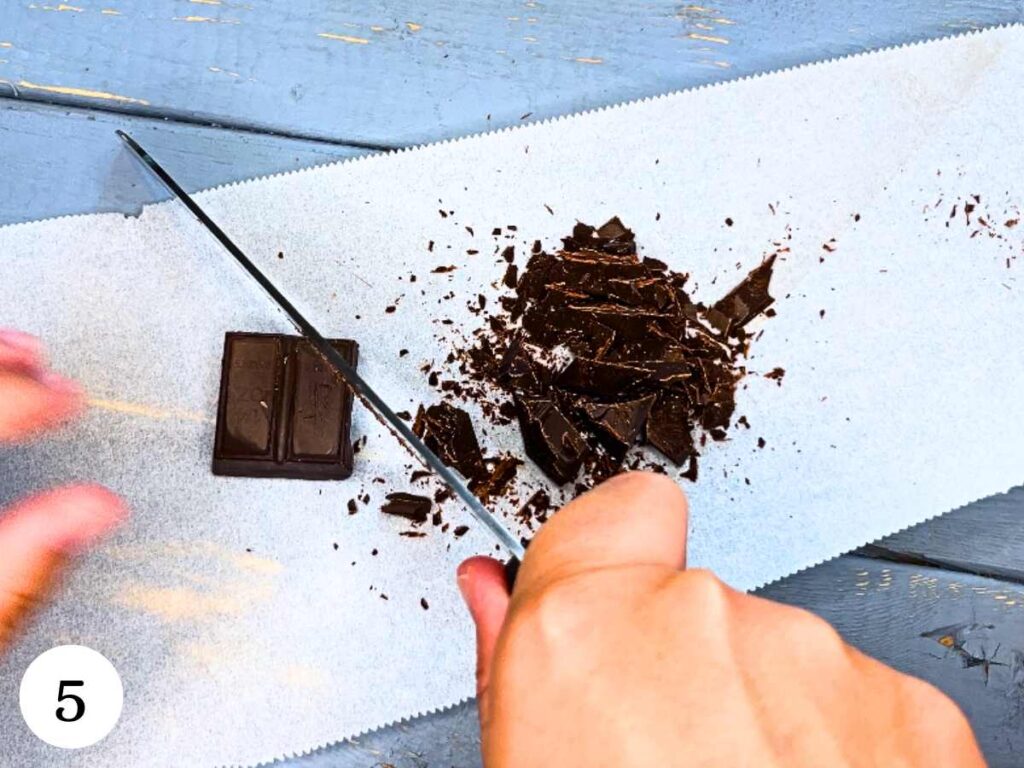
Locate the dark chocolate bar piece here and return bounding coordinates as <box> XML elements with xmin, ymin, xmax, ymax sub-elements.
<box><xmin>212</xmin><ymin>332</ymin><xmax>358</xmax><ymax>480</ymax></box>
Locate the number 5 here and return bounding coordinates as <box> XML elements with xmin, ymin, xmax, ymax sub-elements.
<box><xmin>56</xmin><ymin>680</ymin><xmax>85</xmax><ymax>723</ymax></box>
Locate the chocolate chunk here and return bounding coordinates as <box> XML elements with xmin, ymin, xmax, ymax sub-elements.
<box><xmin>581</xmin><ymin>394</ymin><xmax>656</xmax><ymax>450</ymax></box>
<box><xmin>711</xmin><ymin>255</ymin><xmax>777</xmax><ymax>331</ymax></box>
<box><xmin>515</xmin><ymin>396</ymin><xmax>587</xmax><ymax>484</ymax></box>
<box><xmin>556</xmin><ymin>357</ymin><xmax>653</xmax><ymax>398</ymax></box>
<box><xmin>381</xmin><ymin>492</ymin><xmax>432</xmax><ymax>524</ymax></box>
<box><xmin>413</xmin><ymin>402</ymin><xmax>488</xmax><ymax>481</ymax></box>
<box><xmin>645</xmin><ymin>393</ymin><xmax>696</xmax><ymax>465</ymax></box>
<box><xmin>212</xmin><ymin>333</ymin><xmax>358</xmax><ymax>480</ymax></box>
<box><xmin>503</xmin><ymin>263</ymin><xmax>519</xmax><ymax>289</ymax></box>
<box><xmin>498</xmin><ymin>335</ymin><xmax>553</xmax><ymax>392</ymax></box>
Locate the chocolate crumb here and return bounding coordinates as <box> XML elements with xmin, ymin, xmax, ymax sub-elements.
<box><xmin>764</xmin><ymin>367</ymin><xmax>785</xmax><ymax>385</ymax></box>
<box><xmin>453</xmin><ymin>525</ymin><xmax>470</xmax><ymax>538</ymax></box>
<box><xmin>420</xmin><ymin>598</ymin><xmax>430</xmax><ymax>610</ymax></box>
<box><xmin>347</xmin><ymin>499</ymin><xmax>358</xmax><ymax>515</ymax></box>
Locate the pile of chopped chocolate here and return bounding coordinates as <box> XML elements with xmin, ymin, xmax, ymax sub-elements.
<box><xmin>381</xmin><ymin>216</ymin><xmax>777</xmax><ymax>534</ymax></box>
<box><xmin>464</xmin><ymin>217</ymin><xmax>777</xmax><ymax>485</ymax></box>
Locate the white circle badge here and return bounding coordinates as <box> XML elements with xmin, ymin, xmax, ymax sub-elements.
<box><xmin>19</xmin><ymin>645</ymin><xmax>123</xmax><ymax>749</ymax></box>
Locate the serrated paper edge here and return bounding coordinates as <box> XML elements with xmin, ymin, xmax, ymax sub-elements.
<box><xmin>0</xmin><ymin>22</ymin><xmax>1019</xmax><ymax>242</ymax></box>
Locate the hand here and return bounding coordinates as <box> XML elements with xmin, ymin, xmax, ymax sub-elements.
<box><xmin>0</xmin><ymin>330</ymin><xmax>126</xmax><ymax>650</ymax></box>
<box><xmin>458</xmin><ymin>472</ymin><xmax>984</xmax><ymax>767</ymax></box>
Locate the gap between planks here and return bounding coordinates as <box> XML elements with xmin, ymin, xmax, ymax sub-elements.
<box><xmin>0</xmin><ymin>91</ymin><xmax>396</xmax><ymax>153</ymax></box>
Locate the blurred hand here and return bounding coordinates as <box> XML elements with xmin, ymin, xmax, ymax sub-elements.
<box><xmin>0</xmin><ymin>330</ymin><xmax>125</xmax><ymax>650</ymax></box>
<box><xmin>458</xmin><ymin>471</ymin><xmax>984</xmax><ymax>767</ymax></box>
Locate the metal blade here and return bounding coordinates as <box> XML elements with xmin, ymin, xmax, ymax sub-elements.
<box><xmin>116</xmin><ymin>129</ymin><xmax>525</xmax><ymax>560</ymax></box>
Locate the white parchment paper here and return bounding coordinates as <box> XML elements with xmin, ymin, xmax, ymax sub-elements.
<box><xmin>1</xmin><ymin>26</ymin><xmax>1023</xmax><ymax>767</ymax></box>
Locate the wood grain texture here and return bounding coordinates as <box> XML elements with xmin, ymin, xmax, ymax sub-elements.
<box><xmin>0</xmin><ymin>1</ymin><xmax>1019</xmax><ymax>146</ymax></box>
<box><xmin>0</xmin><ymin>100</ymin><xmax>369</xmax><ymax>227</ymax></box>
<box><xmin>285</xmin><ymin>557</ymin><xmax>1024</xmax><ymax>767</ymax></box>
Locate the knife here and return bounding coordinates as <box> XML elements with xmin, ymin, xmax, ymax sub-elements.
<box><xmin>116</xmin><ymin>129</ymin><xmax>526</xmax><ymax>563</ymax></box>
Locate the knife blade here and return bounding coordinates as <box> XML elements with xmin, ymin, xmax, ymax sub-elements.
<box><xmin>116</xmin><ymin>129</ymin><xmax>525</xmax><ymax>562</ymax></box>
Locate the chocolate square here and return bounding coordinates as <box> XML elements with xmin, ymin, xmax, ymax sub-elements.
<box><xmin>212</xmin><ymin>332</ymin><xmax>358</xmax><ymax>479</ymax></box>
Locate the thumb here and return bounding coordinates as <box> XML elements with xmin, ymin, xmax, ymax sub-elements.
<box><xmin>457</xmin><ymin>556</ymin><xmax>510</xmax><ymax>723</ymax></box>
<box><xmin>0</xmin><ymin>484</ymin><xmax>127</xmax><ymax>649</ymax></box>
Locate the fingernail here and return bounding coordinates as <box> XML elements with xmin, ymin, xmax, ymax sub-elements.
<box><xmin>456</xmin><ymin>562</ymin><xmax>474</xmax><ymax>605</ymax></box>
<box><xmin>40</xmin><ymin>371</ymin><xmax>82</xmax><ymax>396</ymax></box>
<box><xmin>0</xmin><ymin>329</ymin><xmax>43</xmax><ymax>354</ymax></box>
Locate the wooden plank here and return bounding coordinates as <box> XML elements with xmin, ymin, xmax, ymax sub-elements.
<box><xmin>860</xmin><ymin>486</ymin><xmax>1024</xmax><ymax>583</ymax></box>
<box><xmin>0</xmin><ymin>1</ymin><xmax>1019</xmax><ymax>147</ymax></box>
<box><xmin>0</xmin><ymin>100</ymin><xmax>369</xmax><ymax>227</ymax></box>
<box><xmin>284</xmin><ymin>557</ymin><xmax>1024</xmax><ymax>767</ymax></box>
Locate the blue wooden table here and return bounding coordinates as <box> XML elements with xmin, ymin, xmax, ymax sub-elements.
<box><xmin>2</xmin><ymin>2</ymin><xmax>1024</xmax><ymax>766</ymax></box>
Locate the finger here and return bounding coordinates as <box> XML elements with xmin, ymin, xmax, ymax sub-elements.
<box><xmin>457</xmin><ymin>556</ymin><xmax>511</xmax><ymax>722</ymax></box>
<box><xmin>516</xmin><ymin>471</ymin><xmax>688</xmax><ymax>593</ymax></box>
<box><xmin>0</xmin><ymin>367</ymin><xmax>83</xmax><ymax>442</ymax></box>
<box><xmin>0</xmin><ymin>329</ymin><xmax>46</xmax><ymax>372</ymax></box>
<box><xmin>0</xmin><ymin>485</ymin><xmax>127</xmax><ymax>648</ymax></box>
